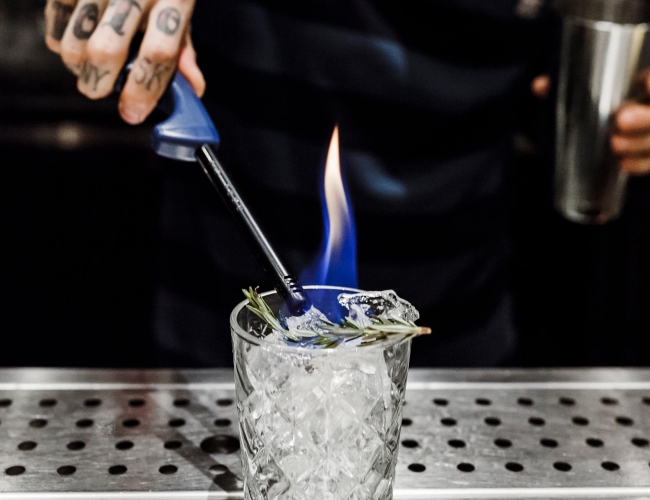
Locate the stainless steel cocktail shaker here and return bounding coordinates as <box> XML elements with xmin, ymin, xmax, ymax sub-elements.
<box><xmin>555</xmin><ymin>0</ymin><xmax>650</xmax><ymax>224</ymax></box>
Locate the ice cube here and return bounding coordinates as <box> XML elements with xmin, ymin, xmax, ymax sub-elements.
<box><xmin>284</xmin><ymin>306</ymin><xmax>330</xmax><ymax>333</ymax></box>
<box><xmin>337</xmin><ymin>290</ymin><xmax>420</xmax><ymax>322</ymax></box>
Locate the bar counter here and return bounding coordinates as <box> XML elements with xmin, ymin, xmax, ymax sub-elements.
<box><xmin>1</xmin><ymin>368</ymin><xmax>650</xmax><ymax>499</ymax></box>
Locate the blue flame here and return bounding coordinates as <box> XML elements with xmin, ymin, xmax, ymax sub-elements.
<box><xmin>300</xmin><ymin>128</ymin><xmax>358</xmax><ymax>290</ymax></box>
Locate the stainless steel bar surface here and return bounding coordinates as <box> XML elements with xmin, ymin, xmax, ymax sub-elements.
<box><xmin>3</xmin><ymin>369</ymin><xmax>650</xmax><ymax>499</ymax></box>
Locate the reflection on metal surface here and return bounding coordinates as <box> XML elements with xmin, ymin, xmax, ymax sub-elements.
<box><xmin>2</xmin><ymin>369</ymin><xmax>650</xmax><ymax>498</ymax></box>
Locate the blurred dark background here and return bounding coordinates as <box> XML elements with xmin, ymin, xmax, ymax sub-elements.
<box><xmin>2</xmin><ymin>0</ymin><xmax>650</xmax><ymax>368</ymax></box>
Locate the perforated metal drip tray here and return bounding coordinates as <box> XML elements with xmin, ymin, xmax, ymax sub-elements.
<box><xmin>3</xmin><ymin>369</ymin><xmax>650</xmax><ymax>499</ymax></box>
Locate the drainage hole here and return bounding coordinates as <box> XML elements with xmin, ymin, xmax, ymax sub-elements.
<box><xmin>517</xmin><ymin>397</ymin><xmax>534</xmax><ymax>406</ymax></box>
<box><xmin>164</xmin><ymin>440</ymin><xmax>182</xmax><ymax>450</ymax></box>
<box><xmin>643</xmin><ymin>397</ymin><xmax>650</xmax><ymax>406</ymax></box>
<box><xmin>601</xmin><ymin>397</ymin><xmax>618</xmax><ymax>406</ymax></box>
<box><xmin>200</xmin><ymin>435</ymin><xmax>240</xmax><ymax>454</ymax></box>
<box><xmin>128</xmin><ymin>399</ymin><xmax>145</xmax><ymax>408</ymax></box>
<box><xmin>616</xmin><ymin>416</ymin><xmax>634</xmax><ymax>426</ymax></box>
<box><xmin>159</xmin><ymin>465</ymin><xmax>178</xmax><ymax>475</ymax></box>
<box><xmin>108</xmin><ymin>465</ymin><xmax>127</xmax><ymax>475</ymax></box>
<box><xmin>214</xmin><ymin>418</ymin><xmax>231</xmax><ymax>427</ymax></box>
<box><xmin>66</xmin><ymin>441</ymin><xmax>85</xmax><ymax>451</ymax></box>
<box><xmin>76</xmin><ymin>419</ymin><xmax>93</xmax><ymax>428</ymax></box>
<box><xmin>116</xmin><ymin>440</ymin><xmax>134</xmax><ymax>450</ymax></box>
<box><xmin>402</xmin><ymin>418</ymin><xmax>412</xmax><ymax>427</ymax></box>
<box><xmin>210</xmin><ymin>464</ymin><xmax>228</xmax><ymax>474</ymax></box>
<box><xmin>84</xmin><ymin>398</ymin><xmax>101</xmax><ymax>407</ymax></box>
<box><xmin>216</xmin><ymin>399</ymin><xmax>233</xmax><ymax>407</ymax></box>
<box><xmin>632</xmin><ymin>438</ymin><xmax>649</xmax><ymax>447</ymax></box>
<box><xmin>528</xmin><ymin>417</ymin><xmax>545</xmax><ymax>426</ymax></box>
<box><xmin>39</xmin><ymin>399</ymin><xmax>57</xmax><ymax>408</ymax></box>
<box><xmin>602</xmin><ymin>461</ymin><xmax>620</xmax><ymax>471</ymax></box>
<box><xmin>559</xmin><ymin>397</ymin><xmax>575</xmax><ymax>406</ymax></box>
<box><xmin>572</xmin><ymin>416</ymin><xmax>589</xmax><ymax>426</ymax></box>
<box><xmin>18</xmin><ymin>441</ymin><xmax>37</xmax><ymax>451</ymax></box>
<box><xmin>122</xmin><ymin>418</ymin><xmax>140</xmax><ymax>428</ymax></box>
<box><xmin>494</xmin><ymin>438</ymin><xmax>512</xmax><ymax>448</ymax></box>
<box><xmin>408</xmin><ymin>463</ymin><xmax>426</xmax><ymax>472</ymax></box>
<box><xmin>457</xmin><ymin>463</ymin><xmax>475</xmax><ymax>472</ymax></box>
<box><xmin>401</xmin><ymin>439</ymin><xmax>419</xmax><ymax>448</ymax></box>
<box><xmin>29</xmin><ymin>419</ymin><xmax>47</xmax><ymax>428</ymax></box>
<box><xmin>484</xmin><ymin>417</ymin><xmax>501</xmax><ymax>426</ymax></box>
<box><xmin>586</xmin><ymin>438</ymin><xmax>604</xmax><ymax>447</ymax></box>
<box><xmin>0</xmin><ymin>399</ymin><xmax>11</xmax><ymax>408</ymax></box>
<box><xmin>5</xmin><ymin>466</ymin><xmax>25</xmax><ymax>476</ymax></box>
<box><xmin>173</xmin><ymin>398</ymin><xmax>190</xmax><ymax>407</ymax></box>
<box><xmin>505</xmin><ymin>462</ymin><xmax>524</xmax><ymax>472</ymax></box>
<box><xmin>441</xmin><ymin>418</ymin><xmax>457</xmax><ymax>426</ymax></box>
<box><xmin>540</xmin><ymin>438</ymin><xmax>558</xmax><ymax>448</ymax></box>
<box><xmin>433</xmin><ymin>398</ymin><xmax>448</xmax><ymax>406</ymax></box>
<box><xmin>57</xmin><ymin>466</ymin><xmax>76</xmax><ymax>476</ymax></box>
<box><xmin>475</xmin><ymin>398</ymin><xmax>491</xmax><ymax>406</ymax></box>
<box><xmin>448</xmin><ymin>439</ymin><xmax>466</xmax><ymax>448</ymax></box>
<box><xmin>169</xmin><ymin>418</ymin><xmax>186</xmax><ymax>428</ymax></box>
<box><xmin>553</xmin><ymin>462</ymin><xmax>572</xmax><ymax>472</ymax></box>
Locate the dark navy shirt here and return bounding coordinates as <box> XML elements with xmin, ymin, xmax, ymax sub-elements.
<box><xmin>152</xmin><ymin>0</ymin><xmax>553</xmax><ymax>367</ymax></box>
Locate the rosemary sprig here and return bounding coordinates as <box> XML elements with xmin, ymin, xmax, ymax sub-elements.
<box><xmin>242</xmin><ymin>287</ymin><xmax>431</xmax><ymax>348</ymax></box>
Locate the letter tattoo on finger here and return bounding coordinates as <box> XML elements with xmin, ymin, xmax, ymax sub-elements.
<box><xmin>73</xmin><ymin>3</ymin><xmax>100</xmax><ymax>40</ymax></box>
<box><xmin>79</xmin><ymin>61</ymin><xmax>111</xmax><ymax>90</ymax></box>
<box><xmin>51</xmin><ymin>1</ymin><xmax>74</xmax><ymax>41</ymax></box>
<box><xmin>157</xmin><ymin>7</ymin><xmax>181</xmax><ymax>35</ymax></box>
<box><xmin>104</xmin><ymin>0</ymin><xmax>142</xmax><ymax>36</ymax></box>
<box><xmin>135</xmin><ymin>57</ymin><xmax>173</xmax><ymax>92</ymax></box>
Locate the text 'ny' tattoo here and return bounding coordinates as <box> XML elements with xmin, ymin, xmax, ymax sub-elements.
<box><xmin>157</xmin><ymin>7</ymin><xmax>181</xmax><ymax>35</ymax></box>
<box><xmin>135</xmin><ymin>58</ymin><xmax>172</xmax><ymax>92</ymax></box>
<box><xmin>51</xmin><ymin>1</ymin><xmax>74</xmax><ymax>41</ymax></box>
<box><xmin>79</xmin><ymin>61</ymin><xmax>111</xmax><ymax>91</ymax></box>
<box><xmin>73</xmin><ymin>3</ymin><xmax>100</xmax><ymax>40</ymax></box>
<box><xmin>104</xmin><ymin>0</ymin><xmax>141</xmax><ymax>36</ymax></box>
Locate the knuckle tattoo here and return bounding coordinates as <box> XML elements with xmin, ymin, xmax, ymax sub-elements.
<box><xmin>79</xmin><ymin>60</ymin><xmax>111</xmax><ymax>91</ymax></box>
<box><xmin>50</xmin><ymin>1</ymin><xmax>74</xmax><ymax>41</ymax></box>
<box><xmin>104</xmin><ymin>0</ymin><xmax>142</xmax><ymax>36</ymax></box>
<box><xmin>134</xmin><ymin>57</ymin><xmax>173</xmax><ymax>92</ymax></box>
<box><xmin>73</xmin><ymin>3</ymin><xmax>100</xmax><ymax>40</ymax></box>
<box><xmin>157</xmin><ymin>8</ymin><xmax>181</xmax><ymax>35</ymax></box>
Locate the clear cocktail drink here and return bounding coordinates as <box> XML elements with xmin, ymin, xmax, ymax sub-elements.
<box><xmin>230</xmin><ymin>286</ymin><xmax>412</xmax><ymax>500</ymax></box>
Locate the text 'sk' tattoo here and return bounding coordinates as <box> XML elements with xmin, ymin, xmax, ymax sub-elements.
<box><xmin>104</xmin><ymin>0</ymin><xmax>142</xmax><ymax>35</ymax></box>
<box><xmin>51</xmin><ymin>1</ymin><xmax>74</xmax><ymax>41</ymax></box>
<box><xmin>157</xmin><ymin>7</ymin><xmax>181</xmax><ymax>35</ymax></box>
<box><xmin>79</xmin><ymin>61</ymin><xmax>111</xmax><ymax>91</ymax></box>
<box><xmin>73</xmin><ymin>3</ymin><xmax>100</xmax><ymax>40</ymax></box>
<box><xmin>135</xmin><ymin>58</ymin><xmax>172</xmax><ymax>92</ymax></box>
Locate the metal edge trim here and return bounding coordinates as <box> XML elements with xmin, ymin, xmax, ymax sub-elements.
<box><xmin>3</xmin><ymin>381</ymin><xmax>650</xmax><ymax>391</ymax></box>
<box><xmin>391</xmin><ymin>487</ymin><xmax>650</xmax><ymax>498</ymax></box>
<box><xmin>0</xmin><ymin>494</ymin><xmax>242</xmax><ymax>500</ymax></box>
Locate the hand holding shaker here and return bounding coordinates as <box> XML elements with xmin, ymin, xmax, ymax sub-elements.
<box><xmin>555</xmin><ymin>0</ymin><xmax>650</xmax><ymax>224</ymax></box>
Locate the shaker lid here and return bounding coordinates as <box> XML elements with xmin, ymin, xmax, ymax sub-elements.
<box><xmin>555</xmin><ymin>0</ymin><xmax>650</xmax><ymax>23</ymax></box>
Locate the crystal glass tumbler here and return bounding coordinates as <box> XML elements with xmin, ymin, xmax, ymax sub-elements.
<box><xmin>230</xmin><ymin>286</ymin><xmax>412</xmax><ymax>500</ymax></box>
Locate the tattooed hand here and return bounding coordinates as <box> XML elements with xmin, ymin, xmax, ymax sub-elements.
<box><xmin>44</xmin><ymin>0</ymin><xmax>205</xmax><ymax>124</ymax></box>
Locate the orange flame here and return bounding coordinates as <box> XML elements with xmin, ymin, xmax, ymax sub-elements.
<box><xmin>300</xmin><ymin>126</ymin><xmax>357</xmax><ymax>288</ymax></box>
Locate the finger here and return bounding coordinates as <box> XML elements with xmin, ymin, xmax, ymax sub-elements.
<box><xmin>59</xmin><ymin>0</ymin><xmax>110</xmax><ymax>73</ymax></box>
<box><xmin>178</xmin><ymin>32</ymin><xmax>205</xmax><ymax>97</ymax></box>
<box><xmin>611</xmin><ymin>132</ymin><xmax>650</xmax><ymax>155</ymax></box>
<box><xmin>79</xmin><ymin>0</ymin><xmax>152</xmax><ymax>100</ymax></box>
<box><xmin>616</xmin><ymin>103</ymin><xmax>650</xmax><ymax>133</ymax></box>
<box><xmin>531</xmin><ymin>74</ymin><xmax>550</xmax><ymax>99</ymax></box>
<box><xmin>620</xmin><ymin>155</ymin><xmax>650</xmax><ymax>175</ymax></box>
<box><xmin>45</xmin><ymin>0</ymin><xmax>78</xmax><ymax>53</ymax></box>
<box><xmin>119</xmin><ymin>1</ymin><xmax>194</xmax><ymax>124</ymax></box>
